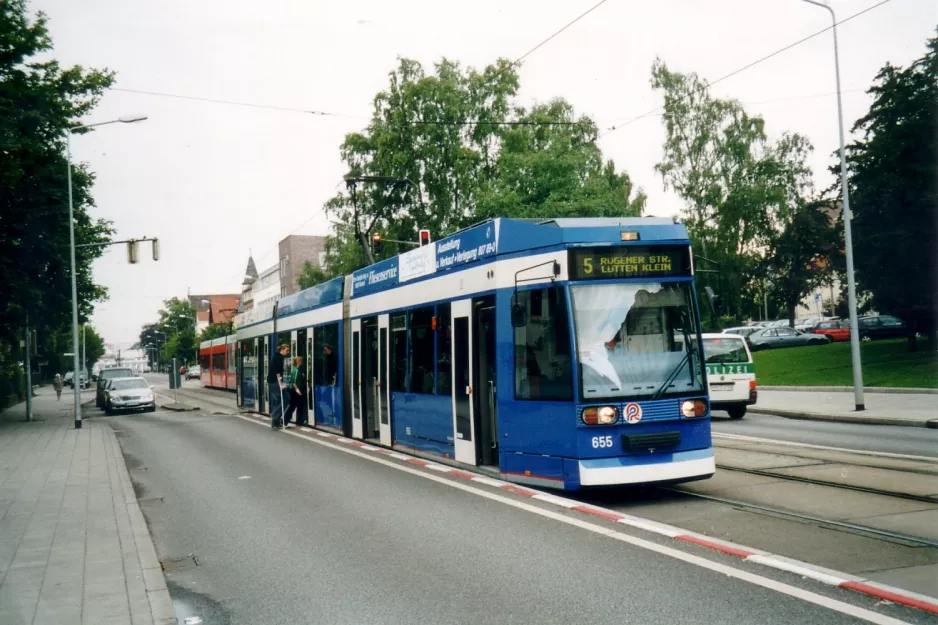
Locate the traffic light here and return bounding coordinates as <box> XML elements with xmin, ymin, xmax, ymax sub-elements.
<box><xmin>151</xmin><ymin>238</ymin><xmax>160</xmax><ymax>261</ymax></box>
<box><xmin>127</xmin><ymin>240</ymin><xmax>138</xmax><ymax>264</ymax></box>
<box><xmin>419</xmin><ymin>229</ymin><xmax>431</xmax><ymax>247</ymax></box>
<box><xmin>372</xmin><ymin>233</ymin><xmax>383</xmax><ymax>255</ymax></box>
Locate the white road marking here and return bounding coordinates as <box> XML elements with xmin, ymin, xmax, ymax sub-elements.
<box><xmin>238</xmin><ymin>476</ymin><xmax>251</xmax><ymax>480</ymax></box>
<box><xmin>233</xmin><ymin>413</ymin><xmax>916</xmax><ymax>625</ymax></box>
<box><xmin>745</xmin><ymin>554</ymin><xmax>851</xmax><ymax>586</ymax></box>
<box><xmin>713</xmin><ymin>433</ymin><xmax>938</xmax><ymax>463</ymax></box>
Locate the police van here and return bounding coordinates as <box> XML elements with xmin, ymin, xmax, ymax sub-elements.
<box><xmin>701</xmin><ymin>333</ymin><xmax>757</xmax><ymax>419</ymax></box>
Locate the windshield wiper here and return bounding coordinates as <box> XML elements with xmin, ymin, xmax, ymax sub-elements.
<box><xmin>651</xmin><ymin>351</ymin><xmax>692</xmax><ymax>400</ymax></box>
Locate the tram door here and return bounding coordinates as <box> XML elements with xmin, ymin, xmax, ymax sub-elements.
<box><xmin>306</xmin><ymin>330</ymin><xmax>314</xmax><ymax>424</ymax></box>
<box><xmin>351</xmin><ymin>319</ymin><xmax>363</xmax><ymax>439</ymax></box>
<box><xmin>377</xmin><ymin>314</ymin><xmax>391</xmax><ymax>446</ymax></box>
<box><xmin>474</xmin><ymin>296</ymin><xmax>498</xmax><ymax>466</ymax></box>
<box><xmin>451</xmin><ymin>300</ymin><xmax>476</xmax><ymax>465</ymax></box>
<box><xmin>361</xmin><ymin>318</ymin><xmax>380</xmax><ymax>440</ymax></box>
<box><xmin>258</xmin><ymin>336</ymin><xmax>268</xmax><ymax>414</ymax></box>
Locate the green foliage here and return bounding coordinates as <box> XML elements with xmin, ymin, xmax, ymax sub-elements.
<box><xmin>0</xmin><ymin>1</ymin><xmax>114</xmax><ymax>403</ymax></box>
<box><xmin>650</xmin><ymin>59</ymin><xmax>821</xmax><ymax>326</ymax></box>
<box><xmin>142</xmin><ymin>298</ymin><xmax>197</xmax><ymax>366</ymax></box>
<box><xmin>843</xmin><ymin>31</ymin><xmax>937</xmax><ymax>343</ymax></box>
<box><xmin>766</xmin><ymin>200</ymin><xmax>840</xmax><ymax>324</ymax></box>
<box><xmin>297</xmin><ymin>260</ymin><xmax>332</xmax><ymax>290</ymax></box>
<box><xmin>0</xmin><ymin>0</ymin><xmax>115</xmax><ymax>347</ymax></box>
<box><xmin>322</xmin><ymin>57</ymin><xmax>646</xmax><ymax>273</ymax></box>
<box><xmin>752</xmin><ymin>338</ymin><xmax>937</xmax><ymax>388</ymax></box>
<box><xmin>37</xmin><ymin>324</ymin><xmax>105</xmax><ymax>377</ymax></box>
<box><xmin>197</xmin><ymin>322</ymin><xmax>231</xmax><ymax>343</ymax></box>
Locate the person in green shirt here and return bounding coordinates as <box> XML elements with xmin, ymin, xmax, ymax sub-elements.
<box><xmin>283</xmin><ymin>356</ymin><xmax>306</xmax><ymax>427</ymax></box>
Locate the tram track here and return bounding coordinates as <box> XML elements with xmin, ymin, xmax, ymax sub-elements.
<box><xmin>713</xmin><ymin>464</ymin><xmax>938</xmax><ymax>504</ymax></box>
<box><xmin>664</xmin><ymin>486</ymin><xmax>938</xmax><ymax>549</ymax></box>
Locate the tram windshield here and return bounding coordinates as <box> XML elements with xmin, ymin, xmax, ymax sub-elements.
<box><xmin>570</xmin><ymin>282</ymin><xmax>704</xmax><ymax>400</ymax></box>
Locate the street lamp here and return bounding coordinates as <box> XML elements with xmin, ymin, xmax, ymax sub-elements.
<box><xmin>67</xmin><ymin>114</ymin><xmax>147</xmax><ymax>429</ymax></box>
<box><xmin>800</xmin><ymin>0</ymin><xmax>864</xmax><ymax>411</ymax></box>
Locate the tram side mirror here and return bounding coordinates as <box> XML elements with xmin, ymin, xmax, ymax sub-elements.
<box><xmin>511</xmin><ymin>293</ymin><xmax>527</xmax><ymax>328</ymax></box>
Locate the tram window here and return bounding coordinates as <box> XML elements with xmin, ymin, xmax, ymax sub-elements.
<box><xmin>514</xmin><ymin>287</ymin><xmax>573</xmax><ymax>401</ymax></box>
<box><xmin>313</xmin><ymin>323</ymin><xmax>340</xmax><ymax>386</ymax></box>
<box><xmin>391</xmin><ymin>314</ymin><xmax>407</xmax><ymax>392</ymax></box>
<box><xmin>212</xmin><ymin>352</ymin><xmax>224</xmax><ymax>372</ymax></box>
<box><xmin>408</xmin><ymin>307</ymin><xmax>435</xmax><ymax>394</ymax></box>
<box><xmin>436</xmin><ymin>303</ymin><xmax>452</xmax><ymax>395</ymax></box>
<box><xmin>200</xmin><ymin>353</ymin><xmax>210</xmax><ymax>370</ymax></box>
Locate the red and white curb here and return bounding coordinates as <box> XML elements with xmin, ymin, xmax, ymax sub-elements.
<box><xmin>246</xmin><ymin>412</ymin><xmax>938</xmax><ymax>616</ymax></box>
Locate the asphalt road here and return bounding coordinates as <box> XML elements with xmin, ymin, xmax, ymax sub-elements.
<box><xmin>711</xmin><ymin>411</ymin><xmax>938</xmax><ymax>458</ymax></box>
<box><xmin>106</xmin><ymin>406</ymin><xmax>932</xmax><ymax>625</ymax></box>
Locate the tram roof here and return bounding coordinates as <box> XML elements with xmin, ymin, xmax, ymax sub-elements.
<box><xmin>237</xmin><ymin>216</ymin><xmax>690</xmax><ymax>326</ymax></box>
<box><xmin>349</xmin><ymin>216</ymin><xmax>689</xmax><ymax>299</ymax></box>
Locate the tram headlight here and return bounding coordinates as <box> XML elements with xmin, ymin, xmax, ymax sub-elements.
<box><xmin>582</xmin><ymin>406</ymin><xmax>617</xmax><ymax>425</ymax></box>
<box><xmin>598</xmin><ymin>406</ymin><xmax>618</xmax><ymax>424</ymax></box>
<box><xmin>681</xmin><ymin>399</ymin><xmax>708</xmax><ymax>418</ymax></box>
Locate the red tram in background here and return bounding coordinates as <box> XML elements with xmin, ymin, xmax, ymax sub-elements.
<box><xmin>198</xmin><ymin>335</ymin><xmax>237</xmax><ymax>391</ymax></box>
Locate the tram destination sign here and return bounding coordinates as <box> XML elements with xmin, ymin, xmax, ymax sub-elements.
<box><xmin>568</xmin><ymin>245</ymin><xmax>691</xmax><ymax>280</ymax></box>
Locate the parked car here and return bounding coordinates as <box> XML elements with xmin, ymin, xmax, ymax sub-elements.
<box><xmin>103</xmin><ymin>377</ymin><xmax>156</xmax><ymax>415</ymax></box>
<box><xmin>748</xmin><ymin>326</ymin><xmax>829</xmax><ymax>351</ymax></box>
<box><xmin>63</xmin><ymin>371</ymin><xmax>89</xmax><ymax>388</ymax></box>
<box><xmin>858</xmin><ymin>315</ymin><xmax>908</xmax><ymax>341</ymax></box>
<box><xmin>700</xmin><ymin>333</ymin><xmax>757</xmax><ymax>420</ymax></box>
<box><xmin>95</xmin><ymin>367</ymin><xmax>134</xmax><ymax>408</ymax></box>
<box><xmin>810</xmin><ymin>319</ymin><xmax>850</xmax><ymax>342</ymax></box>
<box><xmin>185</xmin><ymin>365</ymin><xmax>201</xmax><ymax>380</ymax></box>
<box><xmin>721</xmin><ymin>326</ymin><xmax>761</xmax><ymax>339</ymax></box>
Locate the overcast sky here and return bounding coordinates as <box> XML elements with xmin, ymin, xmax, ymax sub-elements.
<box><xmin>31</xmin><ymin>0</ymin><xmax>936</xmax><ymax>346</ymax></box>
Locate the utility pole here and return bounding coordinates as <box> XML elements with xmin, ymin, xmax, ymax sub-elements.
<box><xmin>24</xmin><ymin>313</ymin><xmax>32</xmax><ymax>422</ymax></box>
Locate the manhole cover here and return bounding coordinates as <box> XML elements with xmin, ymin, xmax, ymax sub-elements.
<box><xmin>161</xmin><ymin>555</ymin><xmax>199</xmax><ymax>572</ymax></box>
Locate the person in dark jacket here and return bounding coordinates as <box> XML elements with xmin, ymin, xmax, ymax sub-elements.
<box><xmin>268</xmin><ymin>344</ymin><xmax>289</xmax><ymax>428</ymax></box>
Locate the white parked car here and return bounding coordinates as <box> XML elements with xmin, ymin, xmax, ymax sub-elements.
<box><xmin>701</xmin><ymin>333</ymin><xmax>757</xmax><ymax>420</ymax></box>
<box><xmin>103</xmin><ymin>377</ymin><xmax>156</xmax><ymax>415</ymax></box>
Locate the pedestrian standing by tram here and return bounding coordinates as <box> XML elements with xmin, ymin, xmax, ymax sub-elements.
<box><xmin>53</xmin><ymin>373</ymin><xmax>63</xmax><ymax>401</ymax></box>
<box><xmin>283</xmin><ymin>356</ymin><xmax>305</xmax><ymax>427</ymax></box>
<box><xmin>323</xmin><ymin>344</ymin><xmax>338</xmax><ymax>386</ymax></box>
<box><xmin>267</xmin><ymin>344</ymin><xmax>290</xmax><ymax>429</ymax></box>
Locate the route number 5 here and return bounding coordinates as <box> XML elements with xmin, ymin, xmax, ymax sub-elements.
<box><xmin>591</xmin><ymin>435</ymin><xmax>613</xmax><ymax>449</ymax></box>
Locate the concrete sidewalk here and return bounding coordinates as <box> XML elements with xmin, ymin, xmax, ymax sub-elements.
<box><xmin>0</xmin><ymin>388</ymin><xmax>175</xmax><ymax>625</ymax></box>
<box><xmin>754</xmin><ymin>389</ymin><xmax>938</xmax><ymax>428</ymax></box>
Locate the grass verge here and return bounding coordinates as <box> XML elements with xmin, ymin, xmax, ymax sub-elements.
<box><xmin>753</xmin><ymin>338</ymin><xmax>937</xmax><ymax>388</ymax></box>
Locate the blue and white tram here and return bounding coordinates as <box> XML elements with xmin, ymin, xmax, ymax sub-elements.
<box><xmin>236</xmin><ymin>217</ymin><xmax>714</xmax><ymax>490</ymax></box>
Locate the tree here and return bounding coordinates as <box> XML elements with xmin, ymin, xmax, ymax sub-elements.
<box><xmin>322</xmin><ymin>57</ymin><xmax>646</xmax><ymax>274</ymax></box>
<box><xmin>843</xmin><ymin>31</ymin><xmax>937</xmax><ymax>349</ymax></box>
<box><xmin>145</xmin><ymin>298</ymin><xmax>197</xmax><ymax>366</ymax></box>
<box><xmin>197</xmin><ymin>322</ymin><xmax>231</xmax><ymax>343</ymax></box>
<box><xmin>766</xmin><ymin>200</ymin><xmax>840</xmax><ymax>325</ymax></box>
<box><xmin>0</xmin><ymin>0</ymin><xmax>115</xmax><ymax>350</ymax></box>
<box><xmin>650</xmin><ymin>59</ymin><xmax>815</xmax><ymax>325</ymax></box>
<box><xmin>297</xmin><ymin>260</ymin><xmax>332</xmax><ymax>290</ymax></box>
<box><xmin>475</xmin><ymin>100</ymin><xmax>645</xmax><ymax>219</ymax></box>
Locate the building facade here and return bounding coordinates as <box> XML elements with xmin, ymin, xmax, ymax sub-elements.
<box><xmin>278</xmin><ymin>234</ymin><xmax>327</xmax><ymax>297</ymax></box>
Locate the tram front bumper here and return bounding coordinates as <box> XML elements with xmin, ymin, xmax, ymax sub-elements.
<box><xmin>578</xmin><ymin>448</ymin><xmax>715</xmax><ymax>487</ymax></box>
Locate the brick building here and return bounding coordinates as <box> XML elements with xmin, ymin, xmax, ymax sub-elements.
<box><xmin>278</xmin><ymin>234</ymin><xmax>327</xmax><ymax>297</ymax></box>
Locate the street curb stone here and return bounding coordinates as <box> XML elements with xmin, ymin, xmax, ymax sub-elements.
<box><xmin>106</xmin><ymin>423</ymin><xmax>176</xmax><ymax>624</ymax></box>
<box><xmin>753</xmin><ymin>408</ymin><xmax>928</xmax><ymax>428</ymax></box>
<box><xmin>760</xmin><ymin>385</ymin><xmax>938</xmax><ymax>395</ymax></box>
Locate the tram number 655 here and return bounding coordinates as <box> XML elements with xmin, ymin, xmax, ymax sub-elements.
<box><xmin>591</xmin><ymin>435</ymin><xmax>614</xmax><ymax>449</ymax></box>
